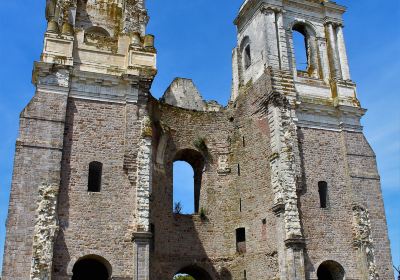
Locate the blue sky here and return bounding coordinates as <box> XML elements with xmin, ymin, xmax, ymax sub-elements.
<box><xmin>0</xmin><ymin>0</ymin><xmax>399</xmax><ymax>276</ymax></box>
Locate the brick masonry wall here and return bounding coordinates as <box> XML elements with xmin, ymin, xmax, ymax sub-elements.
<box><xmin>52</xmin><ymin>98</ymin><xmax>142</xmax><ymax>279</ymax></box>
<box><xmin>149</xmin><ymin>72</ymin><xmax>280</xmax><ymax>279</ymax></box>
<box><xmin>297</xmin><ymin>127</ymin><xmax>394</xmax><ymax>279</ymax></box>
<box><xmin>2</xmin><ymin>88</ymin><xmax>68</xmax><ymax>280</ymax></box>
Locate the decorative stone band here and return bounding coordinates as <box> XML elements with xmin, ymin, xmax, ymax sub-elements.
<box><xmin>352</xmin><ymin>205</ymin><xmax>380</xmax><ymax>280</ymax></box>
<box><xmin>135</xmin><ymin>116</ymin><xmax>153</xmax><ymax>232</ymax></box>
<box><xmin>30</xmin><ymin>183</ymin><xmax>60</xmax><ymax>280</ymax></box>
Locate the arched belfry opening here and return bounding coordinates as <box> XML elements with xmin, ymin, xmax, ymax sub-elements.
<box><xmin>317</xmin><ymin>260</ymin><xmax>345</xmax><ymax>280</ymax></box>
<box><xmin>292</xmin><ymin>23</ymin><xmax>319</xmax><ymax>78</ymax></box>
<box><xmin>173</xmin><ymin>265</ymin><xmax>212</xmax><ymax>280</ymax></box>
<box><xmin>72</xmin><ymin>255</ymin><xmax>111</xmax><ymax>280</ymax></box>
<box><xmin>172</xmin><ymin>149</ymin><xmax>205</xmax><ymax>214</ymax></box>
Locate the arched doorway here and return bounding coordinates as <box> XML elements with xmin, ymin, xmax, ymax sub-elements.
<box><xmin>72</xmin><ymin>255</ymin><xmax>111</xmax><ymax>280</ymax></box>
<box><xmin>173</xmin><ymin>265</ymin><xmax>212</xmax><ymax>280</ymax></box>
<box><xmin>317</xmin><ymin>260</ymin><xmax>345</xmax><ymax>280</ymax></box>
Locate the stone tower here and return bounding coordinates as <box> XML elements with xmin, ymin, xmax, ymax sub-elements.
<box><xmin>1</xmin><ymin>0</ymin><xmax>394</xmax><ymax>280</ymax></box>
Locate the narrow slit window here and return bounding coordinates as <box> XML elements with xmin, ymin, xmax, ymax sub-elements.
<box><xmin>318</xmin><ymin>181</ymin><xmax>328</xmax><ymax>208</ymax></box>
<box><xmin>236</xmin><ymin>227</ymin><xmax>246</xmax><ymax>253</ymax></box>
<box><xmin>88</xmin><ymin>161</ymin><xmax>103</xmax><ymax>192</ymax></box>
<box><xmin>150</xmin><ymin>223</ymin><xmax>155</xmax><ymax>251</ymax></box>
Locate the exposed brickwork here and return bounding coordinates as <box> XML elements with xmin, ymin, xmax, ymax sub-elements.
<box><xmin>2</xmin><ymin>0</ymin><xmax>394</xmax><ymax>279</ymax></box>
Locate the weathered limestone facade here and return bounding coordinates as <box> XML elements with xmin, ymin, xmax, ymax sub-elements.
<box><xmin>1</xmin><ymin>0</ymin><xmax>394</xmax><ymax>279</ymax></box>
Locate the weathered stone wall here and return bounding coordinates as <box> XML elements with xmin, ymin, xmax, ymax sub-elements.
<box><xmin>52</xmin><ymin>97</ymin><xmax>142</xmax><ymax>279</ymax></box>
<box><xmin>344</xmin><ymin>131</ymin><xmax>394</xmax><ymax>279</ymax></box>
<box><xmin>2</xmin><ymin>0</ymin><xmax>395</xmax><ymax>279</ymax></box>
<box><xmin>297</xmin><ymin>128</ymin><xmax>394</xmax><ymax>280</ymax></box>
<box><xmin>149</xmin><ymin>71</ymin><xmax>281</xmax><ymax>279</ymax></box>
<box><xmin>1</xmin><ymin>65</ymin><xmax>69</xmax><ymax>280</ymax></box>
<box><xmin>297</xmin><ymin>128</ymin><xmax>361</xmax><ymax>279</ymax></box>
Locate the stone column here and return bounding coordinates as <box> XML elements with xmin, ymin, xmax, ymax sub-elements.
<box><xmin>336</xmin><ymin>24</ymin><xmax>351</xmax><ymax>80</ymax></box>
<box><xmin>132</xmin><ymin>232</ymin><xmax>152</xmax><ymax>280</ymax></box>
<box><xmin>308</xmin><ymin>36</ymin><xmax>320</xmax><ymax>78</ymax></box>
<box><xmin>317</xmin><ymin>37</ymin><xmax>330</xmax><ymax>82</ymax></box>
<box><xmin>325</xmin><ymin>22</ymin><xmax>342</xmax><ymax>79</ymax></box>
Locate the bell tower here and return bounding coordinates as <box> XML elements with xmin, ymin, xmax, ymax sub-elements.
<box><xmin>230</xmin><ymin>1</ymin><xmax>393</xmax><ymax>280</ymax></box>
<box><xmin>3</xmin><ymin>0</ymin><xmax>156</xmax><ymax>279</ymax></box>
<box><xmin>232</xmin><ymin>0</ymin><xmax>357</xmax><ymax>108</ymax></box>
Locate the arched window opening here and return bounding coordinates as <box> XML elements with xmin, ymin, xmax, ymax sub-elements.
<box><xmin>173</xmin><ymin>149</ymin><xmax>205</xmax><ymax>214</ymax></box>
<box><xmin>292</xmin><ymin>29</ymin><xmax>308</xmax><ymax>72</ymax></box>
<box><xmin>173</xmin><ymin>266</ymin><xmax>212</xmax><ymax>280</ymax></box>
<box><xmin>72</xmin><ymin>255</ymin><xmax>111</xmax><ymax>280</ymax></box>
<box><xmin>240</xmin><ymin>36</ymin><xmax>251</xmax><ymax>71</ymax></box>
<box><xmin>317</xmin><ymin>260</ymin><xmax>345</xmax><ymax>280</ymax></box>
<box><xmin>236</xmin><ymin>227</ymin><xmax>246</xmax><ymax>253</ymax></box>
<box><xmin>292</xmin><ymin>23</ymin><xmax>319</xmax><ymax>77</ymax></box>
<box><xmin>244</xmin><ymin>45</ymin><xmax>252</xmax><ymax>69</ymax></box>
<box><xmin>318</xmin><ymin>181</ymin><xmax>328</xmax><ymax>208</ymax></box>
<box><xmin>88</xmin><ymin>161</ymin><xmax>102</xmax><ymax>192</ymax></box>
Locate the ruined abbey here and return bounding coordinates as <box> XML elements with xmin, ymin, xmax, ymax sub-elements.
<box><xmin>1</xmin><ymin>0</ymin><xmax>395</xmax><ymax>279</ymax></box>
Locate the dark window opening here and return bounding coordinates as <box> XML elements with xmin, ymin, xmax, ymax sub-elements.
<box><xmin>236</xmin><ymin>227</ymin><xmax>246</xmax><ymax>253</ymax></box>
<box><xmin>244</xmin><ymin>270</ymin><xmax>247</xmax><ymax>279</ymax></box>
<box><xmin>237</xmin><ymin>164</ymin><xmax>241</xmax><ymax>176</ymax></box>
<box><xmin>72</xmin><ymin>256</ymin><xmax>110</xmax><ymax>280</ymax></box>
<box><xmin>88</xmin><ymin>161</ymin><xmax>103</xmax><ymax>192</ymax></box>
<box><xmin>242</xmin><ymin>136</ymin><xmax>246</xmax><ymax>147</ymax></box>
<box><xmin>262</xmin><ymin>218</ymin><xmax>267</xmax><ymax>225</ymax></box>
<box><xmin>244</xmin><ymin>45</ymin><xmax>252</xmax><ymax>69</ymax></box>
<box><xmin>150</xmin><ymin>223</ymin><xmax>155</xmax><ymax>252</ymax></box>
<box><xmin>239</xmin><ymin>198</ymin><xmax>242</xmax><ymax>212</ymax></box>
<box><xmin>318</xmin><ymin>181</ymin><xmax>328</xmax><ymax>208</ymax></box>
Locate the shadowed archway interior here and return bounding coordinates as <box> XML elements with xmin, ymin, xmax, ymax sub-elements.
<box><xmin>72</xmin><ymin>257</ymin><xmax>110</xmax><ymax>280</ymax></box>
<box><xmin>317</xmin><ymin>260</ymin><xmax>345</xmax><ymax>280</ymax></box>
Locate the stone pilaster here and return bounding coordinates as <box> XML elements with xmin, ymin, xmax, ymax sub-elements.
<box><xmin>267</xmin><ymin>89</ymin><xmax>305</xmax><ymax>280</ymax></box>
<box><xmin>135</xmin><ymin>116</ymin><xmax>153</xmax><ymax>232</ymax></box>
<box><xmin>262</xmin><ymin>7</ymin><xmax>280</xmax><ymax>69</ymax></box>
<box><xmin>316</xmin><ymin>36</ymin><xmax>330</xmax><ymax>82</ymax></box>
<box><xmin>276</xmin><ymin>10</ymin><xmax>292</xmax><ymax>71</ymax></box>
<box><xmin>132</xmin><ymin>232</ymin><xmax>152</xmax><ymax>280</ymax></box>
